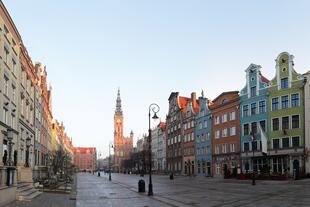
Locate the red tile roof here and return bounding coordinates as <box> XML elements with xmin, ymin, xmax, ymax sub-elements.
<box><xmin>261</xmin><ymin>75</ymin><xmax>269</xmax><ymax>83</ymax></box>
<box><xmin>179</xmin><ymin>96</ymin><xmax>191</xmax><ymax>112</ymax></box>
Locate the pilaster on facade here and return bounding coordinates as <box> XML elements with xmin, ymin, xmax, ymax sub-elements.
<box><xmin>304</xmin><ymin>71</ymin><xmax>310</xmax><ymax>174</ymax></box>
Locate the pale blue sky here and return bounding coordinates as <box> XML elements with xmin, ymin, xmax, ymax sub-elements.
<box><xmin>3</xmin><ymin>0</ymin><xmax>310</xmax><ymax>157</ymax></box>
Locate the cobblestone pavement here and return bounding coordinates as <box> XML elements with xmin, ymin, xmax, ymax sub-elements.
<box><xmin>91</xmin><ymin>172</ymin><xmax>310</xmax><ymax>207</ymax></box>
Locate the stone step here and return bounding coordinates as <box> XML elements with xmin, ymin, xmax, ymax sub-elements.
<box><xmin>17</xmin><ymin>191</ymin><xmax>42</xmax><ymax>202</ymax></box>
<box><xmin>18</xmin><ymin>188</ymin><xmax>38</xmax><ymax>196</ymax></box>
<box><xmin>17</xmin><ymin>185</ymin><xmax>33</xmax><ymax>193</ymax></box>
<box><xmin>17</xmin><ymin>183</ymin><xmax>29</xmax><ymax>189</ymax></box>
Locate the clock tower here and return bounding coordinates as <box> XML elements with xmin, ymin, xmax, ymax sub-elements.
<box><xmin>113</xmin><ymin>88</ymin><xmax>133</xmax><ymax>172</ymax></box>
<box><xmin>114</xmin><ymin>88</ymin><xmax>123</xmax><ymax>142</ymax></box>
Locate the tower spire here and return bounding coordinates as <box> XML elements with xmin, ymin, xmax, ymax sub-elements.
<box><xmin>115</xmin><ymin>88</ymin><xmax>122</xmax><ymax>115</ymax></box>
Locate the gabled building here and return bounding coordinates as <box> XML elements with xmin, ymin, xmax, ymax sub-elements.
<box><xmin>195</xmin><ymin>91</ymin><xmax>212</xmax><ymax>176</ymax></box>
<box><xmin>239</xmin><ymin>64</ymin><xmax>269</xmax><ymax>173</ymax></box>
<box><xmin>210</xmin><ymin>91</ymin><xmax>240</xmax><ymax>176</ymax></box>
<box><xmin>166</xmin><ymin>92</ymin><xmax>189</xmax><ymax>175</ymax></box>
<box><xmin>182</xmin><ymin>92</ymin><xmax>199</xmax><ymax>176</ymax></box>
<box><xmin>268</xmin><ymin>52</ymin><xmax>305</xmax><ymax>176</ymax></box>
<box><xmin>151</xmin><ymin>121</ymin><xmax>167</xmax><ymax>173</ymax></box>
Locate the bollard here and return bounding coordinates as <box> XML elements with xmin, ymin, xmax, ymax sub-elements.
<box><xmin>138</xmin><ymin>179</ymin><xmax>145</xmax><ymax>193</ymax></box>
<box><xmin>169</xmin><ymin>173</ymin><xmax>174</xmax><ymax>180</ymax></box>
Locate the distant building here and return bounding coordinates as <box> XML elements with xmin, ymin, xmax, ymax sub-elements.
<box><xmin>73</xmin><ymin>147</ymin><xmax>96</xmax><ymax>172</ymax></box>
<box><xmin>113</xmin><ymin>89</ymin><xmax>133</xmax><ymax>172</ymax></box>
<box><xmin>151</xmin><ymin>122</ymin><xmax>167</xmax><ymax>173</ymax></box>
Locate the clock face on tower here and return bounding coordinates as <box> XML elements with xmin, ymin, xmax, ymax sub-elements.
<box><xmin>117</xmin><ymin>119</ymin><xmax>121</xmax><ymax>124</ymax></box>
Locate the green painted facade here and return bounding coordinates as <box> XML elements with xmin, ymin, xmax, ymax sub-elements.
<box><xmin>267</xmin><ymin>52</ymin><xmax>305</xmax><ymax>175</ymax></box>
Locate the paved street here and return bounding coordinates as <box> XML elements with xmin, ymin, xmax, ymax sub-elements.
<box><xmin>77</xmin><ymin>172</ymin><xmax>310</xmax><ymax>207</ymax></box>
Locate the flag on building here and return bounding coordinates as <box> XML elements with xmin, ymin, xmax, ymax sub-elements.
<box><xmin>259</xmin><ymin>123</ymin><xmax>268</xmax><ymax>155</ymax></box>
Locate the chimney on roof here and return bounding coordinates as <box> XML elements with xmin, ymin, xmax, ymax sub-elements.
<box><xmin>191</xmin><ymin>92</ymin><xmax>197</xmax><ymax>109</ymax></box>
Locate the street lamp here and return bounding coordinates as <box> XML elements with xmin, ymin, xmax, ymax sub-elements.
<box><xmin>25</xmin><ymin>137</ymin><xmax>31</xmax><ymax>167</ymax></box>
<box><xmin>109</xmin><ymin>143</ymin><xmax>113</xmax><ymax>181</ymax></box>
<box><xmin>250</xmin><ymin>131</ymin><xmax>256</xmax><ymax>186</ymax></box>
<box><xmin>7</xmin><ymin>129</ymin><xmax>14</xmax><ymax>166</ymax></box>
<box><xmin>148</xmin><ymin>103</ymin><xmax>160</xmax><ymax>196</ymax></box>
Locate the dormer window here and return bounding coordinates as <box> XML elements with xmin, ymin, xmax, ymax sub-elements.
<box><xmin>281</xmin><ymin>77</ymin><xmax>288</xmax><ymax>89</ymax></box>
<box><xmin>250</xmin><ymin>86</ymin><xmax>256</xmax><ymax>97</ymax></box>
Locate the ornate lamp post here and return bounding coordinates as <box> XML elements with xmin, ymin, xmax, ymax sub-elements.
<box><xmin>250</xmin><ymin>131</ymin><xmax>256</xmax><ymax>186</ymax></box>
<box><xmin>25</xmin><ymin>137</ymin><xmax>31</xmax><ymax>167</ymax></box>
<box><xmin>148</xmin><ymin>103</ymin><xmax>160</xmax><ymax>196</ymax></box>
<box><xmin>109</xmin><ymin>143</ymin><xmax>113</xmax><ymax>181</ymax></box>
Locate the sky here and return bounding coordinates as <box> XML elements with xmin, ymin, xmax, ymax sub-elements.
<box><xmin>3</xmin><ymin>0</ymin><xmax>310</xmax><ymax>157</ymax></box>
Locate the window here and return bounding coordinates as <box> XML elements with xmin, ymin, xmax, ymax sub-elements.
<box><xmin>199</xmin><ymin>122</ymin><xmax>202</xmax><ymax>129</ymax></box>
<box><xmin>204</xmin><ymin>120</ymin><xmax>208</xmax><ymax>128</ymax></box>
<box><xmin>230</xmin><ymin>126</ymin><xmax>236</xmax><ymax>136</ymax></box>
<box><xmin>12</xmin><ymin>59</ymin><xmax>16</xmax><ymax>74</ymax></box>
<box><xmin>272</xmin><ymin>98</ymin><xmax>279</xmax><ymax>111</ymax></box>
<box><xmin>292</xmin><ymin>115</ymin><xmax>300</xmax><ymax>128</ymax></box>
<box><xmin>178</xmin><ymin>135</ymin><xmax>181</xmax><ymax>142</ymax></box>
<box><xmin>12</xmin><ymin>85</ymin><xmax>16</xmax><ymax>102</ymax></box>
<box><xmin>222</xmin><ymin>128</ymin><xmax>227</xmax><ymax>137</ymax></box>
<box><xmin>215</xmin><ymin>130</ymin><xmax>220</xmax><ymax>139</ymax></box>
<box><xmin>251</xmin><ymin>122</ymin><xmax>257</xmax><ymax>134</ymax></box>
<box><xmin>250</xmin><ymin>86</ymin><xmax>256</xmax><ymax>97</ymax></box>
<box><xmin>281</xmin><ymin>95</ymin><xmax>289</xmax><ymax>109</ymax></box>
<box><xmin>3</xmin><ymin>75</ymin><xmax>9</xmax><ymax>96</ymax></box>
<box><xmin>282</xmin><ymin>137</ymin><xmax>289</xmax><ymax>148</ymax></box>
<box><xmin>215</xmin><ymin>116</ymin><xmax>220</xmax><ymax>125</ymax></box>
<box><xmin>229</xmin><ymin>111</ymin><xmax>235</xmax><ymax>120</ymax></box>
<box><xmin>282</xmin><ymin>116</ymin><xmax>289</xmax><ymax>130</ymax></box>
<box><xmin>291</xmin><ymin>94</ymin><xmax>299</xmax><ymax>107</ymax></box>
<box><xmin>259</xmin><ymin>120</ymin><xmax>266</xmax><ymax>132</ymax></box>
<box><xmin>243</xmin><ymin>105</ymin><xmax>249</xmax><ymax>117</ymax></box>
<box><xmin>273</xmin><ymin>139</ymin><xmax>280</xmax><ymax>149</ymax></box>
<box><xmin>206</xmin><ymin>132</ymin><xmax>210</xmax><ymax>140</ymax></box>
<box><xmin>222</xmin><ymin>114</ymin><xmax>227</xmax><ymax>123</ymax></box>
<box><xmin>216</xmin><ymin>163</ymin><xmax>220</xmax><ymax>175</ymax></box>
<box><xmin>244</xmin><ymin>142</ymin><xmax>249</xmax><ymax>152</ymax></box>
<box><xmin>215</xmin><ymin>145</ymin><xmax>220</xmax><ymax>154</ymax></box>
<box><xmin>230</xmin><ymin>143</ymin><xmax>235</xmax><ymax>153</ymax></box>
<box><xmin>292</xmin><ymin>137</ymin><xmax>300</xmax><ymax>147</ymax></box>
<box><xmin>252</xmin><ymin>141</ymin><xmax>257</xmax><ymax>151</ymax></box>
<box><xmin>259</xmin><ymin>100</ymin><xmax>266</xmax><ymax>113</ymax></box>
<box><xmin>3</xmin><ymin>107</ymin><xmax>8</xmax><ymax>124</ymax></box>
<box><xmin>243</xmin><ymin>124</ymin><xmax>249</xmax><ymax>135</ymax></box>
<box><xmin>272</xmin><ymin>118</ymin><xmax>279</xmax><ymax>131</ymax></box>
<box><xmin>3</xmin><ymin>47</ymin><xmax>9</xmax><ymax>64</ymax></box>
<box><xmin>251</xmin><ymin>103</ymin><xmax>257</xmax><ymax>115</ymax></box>
<box><xmin>222</xmin><ymin>144</ymin><xmax>227</xmax><ymax>153</ymax></box>
<box><xmin>281</xmin><ymin>77</ymin><xmax>288</xmax><ymax>89</ymax></box>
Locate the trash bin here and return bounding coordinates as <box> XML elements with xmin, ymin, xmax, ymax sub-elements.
<box><xmin>169</xmin><ymin>173</ymin><xmax>174</xmax><ymax>180</ymax></box>
<box><xmin>138</xmin><ymin>179</ymin><xmax>145</xmax><ymax>193</ymax></box>
<box><xmin>98</xmin><ymin>172</ymin><xmax>101</xmax><ymax>177</ymax></box>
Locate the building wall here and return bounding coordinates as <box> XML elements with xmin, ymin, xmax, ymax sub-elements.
<box><xmin>195</xmin><ymin>96</ymin><xmax>212</xmax><ymax>176</ymax></box>
<box><xmin>268</xmin><ymin>52</ymin><xmax>305</xmax><ymax>176</ymax></box>
<box><xmin>304</xmin><ymin>71</ymin><xmax>310</xmax><ymax>174</ymax></box>
<box><xmin>239</xmin><ymin>64</ymin><xmax>269</xmax><ymax>172</ymax></box>
<box><xmin>73</xmin><ymin>147</ymin><xmax>96</xmax><ymax>172</ymax></box>
<box><xmin>211</xmin><ymin>91</ymin><xmax>240</xmax><ymax>176</ymax></box>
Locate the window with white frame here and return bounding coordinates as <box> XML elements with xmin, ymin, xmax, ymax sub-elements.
<box><xmin>230</xmin><ymin>111</ymin><xmax>235</xmax><ymax>120</ymax></box>
<box><xmin>230</xmin><ymin>143</ymin><xmax>235</xmax><ymax>152</ymax></box>
<box><xmin>222</xmin><ymin>113</ymin><xmax>227</xmax><ymax>123</ymax></box>
<box><xmin>215</xmin><ymin>116</ymin><xmax>220</xmax><ymax>125</ymax></box>
<box><xmin>3</xmin><ymin>47</ymin><xmax>9</xmax><ymax>64</ymax></box>
<box><xmin>222</xmin><ymin>128</ymin><xmax>227</xmax><ymax>137</ymax></box>
<box><xmin>12</xmin><ymin>85</ymin><xmax>16</xmax><ymax>102</ymax></box>
<box><xmin>230</xmin><ymin>126</ymin><xmax>236</xmax><ymax>136</ymax></box>
<box><xmin>204</xmin><ymin>120</ymin><xmax>208</xmax><ymax>128</ymax></box>
<box><xmin>222</xmin><ymin>144</ymin><xmax>227</xmax><ymax>153</ymax></box>
<box><xmin>215</xmin><ymin>130</ymin><xmax>220</xmax><ymax>139</ymax></box>
<box><xmin>3</xmin><ymin>107</ymin><xmax>8</xmax><ymax>124</ymax></box>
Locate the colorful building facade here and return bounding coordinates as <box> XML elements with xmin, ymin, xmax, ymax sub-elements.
<box><xmin>210</xmin><ymin>91</ymin><xmax>240</xmax><ymax>176</ymax></box>
<box><xmin>73</xmin><ymin>147</ymin><xmax>96</xmax><ymax>172</ymax></box>
<box><xmin>182</xmin><ymin>93</ymin><xmax>199</xmax><ymax>176</ymax></box>
<box><xmin>268</xmin><ymin>52</ymin><xmax>305</xmax><ymax>176</ymax></box>
<box><xmin>195</xmin><ymin>93</ymin><xmax>212</xmax><ymax>176</ymax></box>
<box><xmin>304</xmin><ymin>71</ymin><xmax>310</xmax><ymax>174</ymax></box>
<box><xmin>239</xmin><ymin>64</ymin><xmax>269</xmax><ymax>173</ymax></box>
